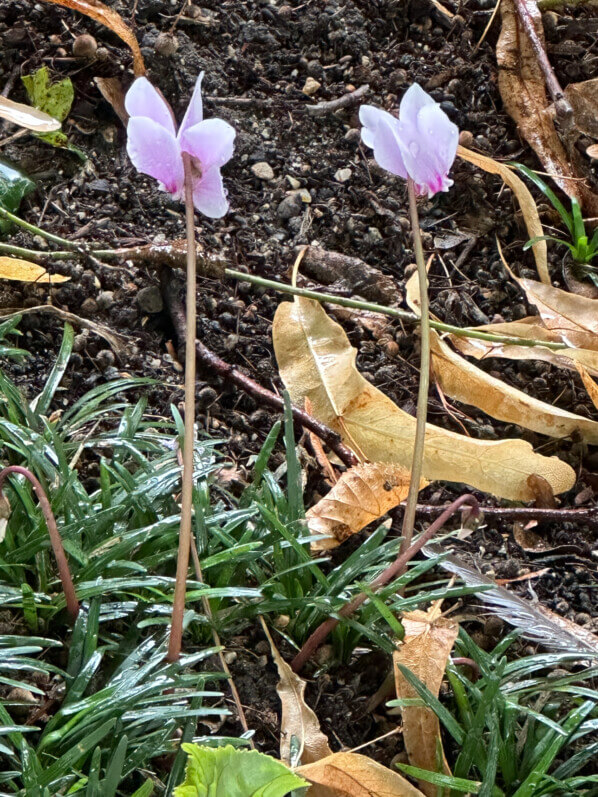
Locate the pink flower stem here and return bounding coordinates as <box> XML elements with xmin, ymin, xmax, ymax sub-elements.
<box><xmin>291</xmin><ymin>493</ymin><xmax>479</xmax><ymax>673</ymax></box>
<box><xmin>167</xmin><ymin>152</ymin><xmax>198</xmax><ymax>663</ymax></box>
<box><xmin>0</xmin><ymin>466</ymin><xmax>79</xmax><ymax>621</ymax></box>
<box><xmin>400</xmin><ymin>177</ymin><xmax>431</xmax><ymax>557</ymax></box>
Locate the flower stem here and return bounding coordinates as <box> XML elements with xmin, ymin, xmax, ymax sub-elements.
<box><xmin>400</xmin><ymin>178</ymin><xmax>430</xmax><ymax>554</ymax></box>
<box><xmin>167</xmin><ymin>153</ymin><xmax>198</xmax><ymax>663</ymax></box>
<box><xmin>0</xmin><ymin>466</ymin><xmax>79</xmax><ymax>621</ymax></box>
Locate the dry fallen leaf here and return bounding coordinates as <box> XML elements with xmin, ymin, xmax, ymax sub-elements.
<box><xmin>449</xmin><ymin>318</ymin><xmax>598</xmax><ymax>378</ymax></box>
<box><xmin>0</xmin><ymin>96</ymin><xmax>61</xmax><ymax>132</ymax></box>
<box><xmin>261</xmin><ymin>620</ymin><xmax>332</xmax><ymax>767</ymax></box>
<box><xmin>394</xmin><ymin>606</ymin><xmax>458</xmax><ymax>797</ymax></box>
<box><xmin>457</xmin><ymin>145</ymin><xmax>548</xmax><ymax>284</ymax></box>
<box><xmin>296</xmin><ymin>752</ymin><xmax>426</xmax><ymax>797</ymax></box>
<box><xmin>272</xmin><ymin>297</ymin><xmax>575</xmax><ymax>500</ymax></box>
<box><xmin>430</xmin><ymin>332</ymin><xmax>598</xmax><ymax>443</ymax></box>
<box><xmin>575</xmin><ymin>363</ymin><xmax>598</xmax><ymax>412</ymax></box>
<box><xmin>307</xmin><ymin>463</ymin><xmax>420</xmax><ymax>552</ymax></box>
<box><xmin>41</xmin><ymin>0</ymin><xmax>145</xmax><ymax>76</ymax></box>
<box><xmin>94</xmin><ymin>76</ymin><xmax>128</xmax><ymax>125</ymax></box>
<box><xmin>565</xmin><ymin>78</ymin><xmax>598</xmax><ymax>139</ymax></box>
<box><xmin>496</xmin><ymin>0</ymin><xmax>591</xmax><ymax>211</ymax></box>
<box><xmin>0</xmin><ymin>257</ymin><xmax>69</xmax><ymax>284</ymax></box>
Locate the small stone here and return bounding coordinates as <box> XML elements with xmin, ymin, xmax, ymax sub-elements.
<box><xmin>459</xmin><ymin>130</ymin><xmax>474</xmax><ymax>148</ymax></box>
<box><xmin>72</xmin><ymin>331</ymin><xmax>88</xmax><ymax>352</ymax></box>
<box><xmin>80</xmin><ymin>297</ymin><xmax>98</xmax><ymax>316</ymax></box>
<box><xmin>366</xmin><ymin>226</ymin><xmax>383</xmax><ymax>244</ymax></box>
<box><xmin>277</xmin><ymin>192</ymin><xmax>303</xmax><ymax>220</ymax></box>
<box><xmin>335</xmin><ymin>167</ymin><xmax>352</xmax><ymax>183</ymax></box>
<box><xmin>136</xmin><ymin>285</ymin><xmax>164</xmax><ymax>314</ymax></box>
<box><xmin>286</xmin><ymin>175</ymin><xmax>301</xmax><ymax>189</ymax></box>
<box><xmin>223</xmin><ymin>651</ymin><xmax>237</xmax><ymax>664</ymax></box>
<box><xmin>6</xmin><ymin>687</ymin><xmax>37</xmax><ymax>717</ymax></box>
<box><xmin>72</xmin><ymin>34</ymin><xmax>97</xmax><ymax>59</ymax></box>
<box><xmin>154</xmin><ymin>32</ymin><xmax>178</xmax><ymax>56</ymax></box>
<box><xmin>344</xmin><ymin>128</ymin><xmax>361</xmax><ymax>143</ymax></box>
<box><xmin>97</xmin><ymin>290</ymin><xmax>114</xmax><ymax>310</ymax></box>
<box><xmin>251</xmin><ymin>161</ymin><xmax>275</xmax><ymax>181</ymax></box>
<box><xmin>302</xmin><ymin>76</ymin><xmax>321</xmax><ymax>96</ymax></box>
<box><xmin>197</xmin><ymin>386</ymin><xmax>218</xmax><ymax>409</ymax></box>
<box><xmin>96</xmin><ymin>349</ymin><xmax>115</xmax><ymax>371</ymax></box>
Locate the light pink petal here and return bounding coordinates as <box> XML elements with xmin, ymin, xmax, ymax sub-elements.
<box><xmin>126</xmin><ymin>116</ymin><xmax>184</xmax><ymax>196</ymax></box>
<box><xmin>124</xmin><ymin>77</ymin><xmax>176</xmax><ymax>135</ymax></box>
<box><xmin>179</xmin><ymin>118</ymin><xmax>236</xmax><ymax>171</ymax></box>
<box><xmin>179</xmin><ymin>72</ymin><xmax>204</xmax><ymax>139</ymax></box>
<box><xmin>398</xmin><ymin>83</ymin><xmax>435</xmax><ymax>129</ymax></box>
<box><xmin>397</xmin><ymin>102</ymin><xmax>458</xmax><ymax>197</ymax></box>
<box><xmin>193</xmin><ymin>165</ymin><xmax>229</xmax><ymax>218</ymax></box>
<box><xmin>359</xmin><ymin>105</ymin><xmax>408</xmax><ymax>178</ymax></box>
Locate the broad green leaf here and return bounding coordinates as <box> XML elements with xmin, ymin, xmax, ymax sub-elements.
<box><xmin>0</xmin><ymin>161</ymin><xmax>35</xmax><ymax>233</ymax></box>
<box><xmin>22</xmin><ymin>66</ymin><xmax>73</xmax><ymax>123</ymax></box>
<box><xmin>174</xmin><ymin>744</ymin><xmax>308</xmax><ymax>797</ymax></box>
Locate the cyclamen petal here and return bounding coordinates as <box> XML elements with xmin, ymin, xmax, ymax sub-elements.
<box><xmin>124</xmin><ymin>77</ymin><xmax>176</xmax><ymax>136</ymax></box>
<box><xmin>126</xmin><ymin>116</ymin><xmax>184</xmax><ymax>196</ymax></box>
<box><xmin>359</xmin><ymin>83</ymin><xmax>458</xmax><ymax>197</ymax></box>
<box><xmin>192</xmin><ymin>166</ymin><xmax>229</xmax><ymax>218</ymax></box>
<box><xmin>180</xmin><ymin>118</ymin><xmax>236</xmax><ymax>172</ymax></box>
<box><xmin>178</xmin><ymin>72</ymin><xmax>204</xmax><ymax>140</ymax></box>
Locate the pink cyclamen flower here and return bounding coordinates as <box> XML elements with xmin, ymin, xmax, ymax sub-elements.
<box><xmin>125</xmin><ymin>73</ymin><xmax>235</xmax><ymax>218</ymax></box>
<box><xmin>359</xmin><ymin>83</ymin><xmax>458</xmax><ymax>198</ymax></box>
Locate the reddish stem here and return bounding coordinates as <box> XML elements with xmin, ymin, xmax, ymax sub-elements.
<box><xmin>0</xmin><ymin>466</ymin><xmax>79</xmax><ymax>620</ymax></box>
<box><xmin>291</xmin><ymin>493</ymin><xmax>479</xmax><ymax>673</ymax></box>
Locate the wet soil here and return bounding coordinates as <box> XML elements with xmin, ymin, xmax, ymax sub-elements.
<box><xmin>0</xmin><ymin>0</ymin><xmax>597</xmax><ymax>760</ymax></box>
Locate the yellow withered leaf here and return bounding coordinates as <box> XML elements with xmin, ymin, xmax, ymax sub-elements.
<box><xmin>0</xmin><ymin>96</ymin><xmax>61</xmax><ymax>132</ymax></box>
<box><xmin>307</xmin><ymin>463</ymin><xmax>422</xmax><ymax>552</ymax></box>
<box><xmin>575</xmin><ymin>363</ymin><xmax>598</xmax><ymax>412</ymax></box>
<box><xmin>393</xmin><ymin>607</ymin><xmax>458</xmax><ymax>797</ymax></box>
<box><xmin>0</xmin><ymin>257</ymin><xmax>69</xmax><ymax>284</ymax></box>
<box><xmin>272</xmin><ymin>297</ymin><xmax>575</xmax><ymax>501</ymax></box>
<box><xmin>296</xmin><ymin>752</ymin><xmax>426</xmax><ymax>797</ymax></box>
<box><xmin>261</xmin><ymin>620</ymin><xmax>332</xmax><ymax>767</ymax></box>
<box><xmin>457</xmin><ymin>145</ymin><xmax>548</xmax><ymax>284</ymax></box>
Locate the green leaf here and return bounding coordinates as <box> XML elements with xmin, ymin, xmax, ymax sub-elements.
<box><xmin>513</xmin><ymin>163</ymin><xmax>573</xmax><ymax>236</ymax></box>
<box><xmin>395</xmin><ymin>763</ymin><xmax>483</xmax><ymax>794</ymax></box>
<box><xmin>22</xmin><ymin>66</ymin><xmax>73</xmax><ymax>123</ymax></box>
<box><xmin>174</xmin><ymin>744</ymin><xmax>308</xmax><ymax>797</ymax></box>
<box><xmin>0</xmin><ymin>161</ymin><xmax>35</xmax><ymax>233</ymax></box>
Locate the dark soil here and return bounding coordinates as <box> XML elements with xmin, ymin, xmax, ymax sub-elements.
<box><xmin>1</xmin><ymin>0</ymin><xmax>597</xmax><ymax>756</ymax></box>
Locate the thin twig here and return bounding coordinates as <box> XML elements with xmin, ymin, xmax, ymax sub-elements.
<box><xmin>291</xmin><ymin>494</ymin><xmax>480</xmax><ymax>672</ymax></box>
<box><xmin>411</xmin><ymin>502</ymin><xmax>598</xmax><ymax>528</ymax></box>
<box><xmin>160</xmin><ymin>270</ymin><xmax>359</xmax><ymax>469</ymax></box>
<box><xmin>0</xmin><ymin>466</ymin><xmax>79</xmax><ymax>620</ymax></box>
<box><xmin>305</xmin><ymin>84</ymin><xmax>369</xmax><ymax>116</ymax></box>
<box><xmin>400</xmin><ymin>179</ymin><xmax>430</xmax><ymax>556</ymax></box>
<box><xmin>167</xmin><ymin>153</ymin><xmax>198</xmax><ymax>663</ymax></box>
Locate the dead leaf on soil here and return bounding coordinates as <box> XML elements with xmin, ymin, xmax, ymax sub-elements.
<box><xmin>296</xmin><ymin>751</ymin><xmax>427</xmax><ymax>797</ymax></box>
<box><xmin>41</xmin><ymin>0</ymin><xmax>145</xmax><ymax>76</ymax></box>
<box><xmin>565</xmin><ymin>78</ymin><xmax>598</xmax><ymax>140</ymax></box>
<box><xmin>495</xmin><ymin>0</ymin><xmax>597</xmax><ymax>215</ymax></box>
<box><xmin>260</xmin><ymin>619</ymin><xmax>332</xmax><ymax>767</ymax></box>
<box><xmin>575</xmin><ymin>363</ymin><xmax>598</xmax><ymax>412</ymax></box>
<box><xmin>406</xmin><ymin>269</ymin><xmax>598</xmax><ymax>442</ymax></box>
<box><xmin>449</xmin><ymin>318</ymin><xmax>598</xmax><ymax>378</ymax></box>
<box><xmin>0</xmin><ymin>96</ymin><xmax>61</xmax><ymax>132</ymax></box>
<box><xmin>94</xmin><ymin>76</ymin><xmax>128</xmax><ymax>125</ymax></box>
<box><xmin>307</xmin><ymin>463</ymin><xmax>422</xmax><ymax>552</ymax></box>
<box><xmin>393</xmin><ymin>606</ymin><xmax>458</xmax><ymax>797</ymax></box>
<box><xmin>457</xmin><ymin>145</ymin><xmax>548</xmax><ymax>284</ymax></box>
<box><xmin>0</xmin><ymin>257</ymin><xmax>69</xmax><ymax>284</ymax></box>
<box><xmin>272</xmin><ymin>296</ymin><xmax>575</xmax><ymax>501</ymax></box>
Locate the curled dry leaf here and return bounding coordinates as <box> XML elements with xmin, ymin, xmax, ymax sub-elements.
<box><xmin>41</xmin><ymin>0</ymin><xmax>145</xmax><ymax>76</ymax></box>
<box><xmin>0</xmin><ymin>257</ymin><xmax>69</xmax><ymax>283</ymax></box>
<box><xmin>457</xmin><ymin>145</ymin><xmax>548</xmax><ymax>284</ymax></box>
<box><xmin>449</xmin><ymin>318</ymin><xmax>598</xmax><ymax>378</ymax></box>
<box><xmin>260</xmin><ymin>620</ymin><xmax>332</xmax><ymax>766</ymax></box>
<box><xmin>307</xmin><ymin>463</ymin><xmax>422</xmax><ymax>552</ymax></box>
<box><xmin>575</xmin><ymin>363</ymin><xmax>598</xmax><ymax>412</ymax></box>
<box><xmin>0</xmin><ymin>96</ymin><xmax>61</xmax><ymax>132</ymax></box>
<box><xmin>296</xmin><ymin>752</ymin><xmax>426</xmax><ymax>797</ymax></box>
<box><xmin>564</xmin><ymin>78</ymin><xmax>598</xmax><ymax>140</ymax></box>
<box><xmin>273</xmin><ymin>297</ymin><xmax>575</xmax><ymax>501</ymax></box>
<box><xmin>394</xmin><ymin>606</ymin><xmax>458</xmax><ymax>797</ymax></box>
<box><xmin>496</xmin><ymin>0</ymin><xmax>598</xmax><ymax>216</ymax></box>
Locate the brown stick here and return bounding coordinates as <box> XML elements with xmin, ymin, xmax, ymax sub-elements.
<box><xmin>305</xmin><ymin>84</ymin><xmax>370</xmax><ymax>116</ymax></box>
<box><xmin>291</xmin><ymin>494</ymin><xmax>480</xmax><ymax>673</ymax></box>
<box><xmin>411</xmin><ymin>502</ymin><xmax>598</xmax><ymax>528</ymax></box>
<box><xmin>0</xmin><ymin>466</ymin><xmax>79</xmax><ymax>620</ymax></box>
<box><xmin>160</xmin><ymin>270</ymin><xmax>359</xmax><ymax>469</ymax></box>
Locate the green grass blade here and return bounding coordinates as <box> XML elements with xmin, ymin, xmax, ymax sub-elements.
<box><xmin>31</xmin><ymin>322</ymin><xmax>74</xmax><ymax>416</ymax></box>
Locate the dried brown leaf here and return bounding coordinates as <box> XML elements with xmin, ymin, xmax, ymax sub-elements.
<box><xmin>457</xmin><ymin>145</ymin><xmax>548</xmax><ymax>284</ymax></box>
<box><xmin>94</xmin><ymin>76</ymin><xmax>128</xmax><ymax>125</ymax></box>
<box><xmin>393</xmin><ymin>607</ymin><xmax>458</xmax><ymax>797</ymax></box>
<box><xmin>575</xmin><ymin>363</ymin><xmax>598</xmax><ymax>412</ymax></box>
<box><xmin>0</xmin><ymin>96</ymin><xmax>60</xmax><ymax>132</ymax></box>
<box><xmin>565</xmin><ymin>78</ymin><xmax>598</xmax><ymax>139</ymax></box>
<box><xmin>0</xmin><ymin>257</ymin><xmax>69</xmax><ymax>283</ymax></box>
<box><xmin>272</xmin><ymin>297</ymin><xmax>575</xmax><ymax>501</ymax></box>
<box><xmin>261</xmin><ymin>621</ymin><xmax>332</xmax><ymax>766</ymax></box>
<box><xmin>296</xmin><ymin>752</ymin><xmax>427</xmax><ymax>797</ymax></box>
<box><xmin>307</xmin><ymin>463</ymin><xmax>421</xmax><ymax>551</ymax></box>
<box><xmin>41</xmin><ymin>0</ymin><xmax>145</xmax><ymax>76</ymax></box>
